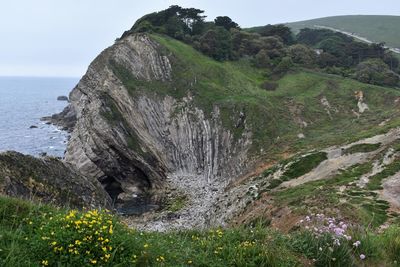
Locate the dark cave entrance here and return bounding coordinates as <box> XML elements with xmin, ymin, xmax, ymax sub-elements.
<box><xmin>100</xmin><ymin>174</ymin><xmax>158</xmax><ymax>216</ymax></box>
<box><xmin>101</xmin><ymin>176</ymin><xmax>124</xmax><ymax>204</ymax></box>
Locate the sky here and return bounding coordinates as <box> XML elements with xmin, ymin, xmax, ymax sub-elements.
<box><xmin>0</xmin><ymin>0</ymin><xmax>399</xmax><ymax>77</ymax></box>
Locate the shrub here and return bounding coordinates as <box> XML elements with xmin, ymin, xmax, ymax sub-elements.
<box><xmin>355</xmin><ymin>59</ymin><xmax>399</xmax><ymax>86</ymax></box>
<box><xmin>287</xmin><ymin>44</ymin><xmax>317</xmax><ymax>67</ymax></box>
<box><xmin>273</xmin><ymin>57</ymin><xmax>293</xmax><ymax>75</ymax></box>
<box><xmin>261</xmin><ymin>81</ymin><xmax>278</xmax><ymax>91</ymax></box>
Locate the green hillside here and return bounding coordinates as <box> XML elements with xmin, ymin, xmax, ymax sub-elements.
<box><xmin>131</xmin><ymin>34</ymin><xmax>400</xmax><ymax>160</ymax></box>
<box><xmin>286</xmin><ymin>15</ymin><xmax>400</xmax><ymax>49</ymax></box>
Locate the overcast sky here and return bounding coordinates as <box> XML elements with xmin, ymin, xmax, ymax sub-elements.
<box><xmin>1</xmin><ymin>0</ymin><xmax>399</xmax><ymax>77</ymax></box>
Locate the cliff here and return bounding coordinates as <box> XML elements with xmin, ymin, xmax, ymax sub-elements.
<box><xmin>59</xmin><ymin>34</ymin><xmax>252</xmax><ymax>222</ymax></box>
<box><xmin>54</xmin><ymin>32</ymin><xmax>400</xmax><ymax>229</ymax></box>
<box><xmin>0</xmin><ymin>151</ymin><xmax>111</xmax><ymax>209</ymax></box>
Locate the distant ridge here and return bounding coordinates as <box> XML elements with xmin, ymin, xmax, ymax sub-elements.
<box><xmin>285</xmin><ymin>15</ymin><xmax>400</xmax><ymax>49</ymax></box>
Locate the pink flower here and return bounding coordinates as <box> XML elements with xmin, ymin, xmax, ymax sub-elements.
<box><xmin>360</xmin><ymin>254</ymin><xmax>366</xmax><ymax>260</ymax></box>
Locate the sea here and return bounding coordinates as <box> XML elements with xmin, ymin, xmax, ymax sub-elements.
<box><xmin>0</xmin><ymin>76</ymin><xmax>79</xmax><ymax>158</ymax></box>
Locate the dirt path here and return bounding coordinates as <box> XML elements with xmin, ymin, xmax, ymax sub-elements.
<box><xmin>314</xmin><ymin>25</ymin><xmax>400</xmax><ymax>54</ymax></box>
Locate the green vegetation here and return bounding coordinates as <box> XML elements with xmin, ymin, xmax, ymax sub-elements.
<box><xmin>121</xmin><ymin>6</ymin><xmax>399</xmax><ymax>87</ymax></box>
<box><xmin>281</xmin><ymin>152</ymin><xmax>327</xmax><ymax>181</ymax></box>
<box><xmin>270</xmin><ymin>162</ymin><xmax>393</xmax><ymax>227</ymax></box>
<box><xmin>110</xmin><ymin>33</ymin><xmax>400</xmax><ymax>160</ymax></box>
<box><xmin>286</xmin><ymin>15</ymin><xmax>400</xmax><ymax>49</ymax></box>
<box><xmin>164</xmin><ymin>195</ymin><xmax>188</xmax><ymax>212</ymax></box>
<box><xmin>2</xmin><ymin>195</ymin><xmax>400</xmax><ymax>266</ymax></box>
<box><xmin>355</xmin><ymin>59</ymin><xmax>399</xmax><ymax>86</ymax></box>
<box><xmin>367</xmin><ymin>158</ymin><xmax>400</xmax><ymax>190</ymax></box>
<box><xmin>343</xmin><ymin>143</ymin><xmax>381</xmax><ymax>154</ymax></box>
<box><xmin>260</xmin><ymin>151</ymin><xmax>327</xmax><ymax>189</ymax></box>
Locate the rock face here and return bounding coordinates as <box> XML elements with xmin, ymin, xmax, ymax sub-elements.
<box><xmin>0</xmin><ymin>151</ymin><xmax>111</xmax><ymax>209</ymax></box>
<box><xmin>57</xmin><ymin>33</ymin><xmax>252</xmax><ymax>218</ymax></box>
<box><xmin>57</xmin><ymin>95</ymin><xmax>69</xmax><ymax>101</ymax></box>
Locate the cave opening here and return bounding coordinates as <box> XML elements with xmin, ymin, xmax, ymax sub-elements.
<box><xmin>100</xmin><ymin>173</ymin><xmax>158</xmax><ymax>216</ymax></box>
<box><xmin>101</xmin><ymin>176</ymin><xmax>124</xmax><ymax>204</ymax></box>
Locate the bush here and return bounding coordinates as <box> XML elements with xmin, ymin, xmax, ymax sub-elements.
<box><xmin>355</xmin><ymin>59</ymin><xmax>399</xmax><ymax>86</ymax></box>
<box><xmin>261</xmin><ymin>81</ymin><xmax>278</xmax><ymax>91</ymax></box>
<box><xmin>287</xmin><ymin>44</ymin><xmax>317</xmax><ymax>67</ymax></box>
<box><xmin>273</xmin><ymin>57</ymin><xmax>293</xmax><ymax>75</ymax></box>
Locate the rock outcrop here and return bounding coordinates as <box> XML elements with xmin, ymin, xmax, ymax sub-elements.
<box><xmin>0</xmin><ymin>151</ymin><xmax>111</xmax><ymax>209</ymax></box>
<box><xmin>56</xmin><ymin>34</ymin><xmax>253</xmax><ymax>219</ymax></box>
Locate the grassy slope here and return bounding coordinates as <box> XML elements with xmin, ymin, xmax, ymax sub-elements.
<box><xmin>113</xmin><ymin>34</ymin><xmax>400</xmax><ymax>162</ymax></box>
<box><xmin>285</xmin><ymin>15</ymin><xmax>400</xmax><ymax>48</ymax></box>
<box><xmin>1</xmin><ymin>195</ymin><xmax>400</xmax><ymax>266</ymax></box>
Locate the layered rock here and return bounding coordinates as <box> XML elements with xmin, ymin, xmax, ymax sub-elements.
<box><xmin>0</xmin><ymin>151</ymin><xmax>111</xmax><ymax>209</ymax></box>
<box><xmin>58</xmin><ymin>33</ymin><xmax>253</xmax><ymax>216</ymax></box>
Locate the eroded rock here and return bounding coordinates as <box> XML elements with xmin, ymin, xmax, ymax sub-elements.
<box><xmin>0</xmin><ymin>151</ymin><xmax>111</xmax><ymax>209</ymax></box>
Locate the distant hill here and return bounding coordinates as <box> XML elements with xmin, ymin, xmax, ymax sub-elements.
<box><xmin>286</xmin><ymin>15</ymin><xmax>400</xmax><ymax>49</ymax></box>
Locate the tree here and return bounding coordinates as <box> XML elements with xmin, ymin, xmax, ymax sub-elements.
<box><xmin>273</xmin><ymin>57</ymin><xmax>293</xmax><ymax>74</ymax></box>
<box><xmin>259</xmin><ymin>24</ymin><xmax>294</xmax><ymax>45</ymax></box>
<box><xmin>317</xmin><ymin>52</ymin><xmax>339</xmax><ymax>68</ymax></box>
<box><xmin>260</xmin><ymin>36</ymin><xmax>285</xmax><ymax>59</ymax></box>
<box><xmin>297</xmin><ymin>28</ymin><xmax>352</xmax><ymax>46</ymax></box>
<box><xmin>214</xmin><ymin>16</ymin><xmax>239</xmax><ymax>31</ymax></box>
<box><xmin>165</xmin><ymin>16</ymin><xmax>185</xmax><ymax>38</ymax></box>
<box><xmin>199</xmin><ymin>27</ymin><xmax>232</xmax><ymax>61</ymax></box>
<box><xmin>383</xmin><ymin>52</ymin><xmax>400</xmax><ymax>71</ymax></box>
<box><xmin>355</xmin><ymin>59</ymin><xmax>399</xmax><ymax>86</ymax></box>
<box><xmin>254</xmin><ymin>49</ymin><xmax>271</xmax><ymax>68</ymax></box>
<box><xmin>231</xmin><ymin>29</ymin><xmax>261</xmax><ymax>58</ymax></box>
<box><xmin>178</xmin><ymin>7</ymin><xmax>206</xmax><ymax>32</ymax></box>
<box><xmin>287</xmin><ymin>44</ymin><xmax>316</xmax><ymax>67</ymax></box>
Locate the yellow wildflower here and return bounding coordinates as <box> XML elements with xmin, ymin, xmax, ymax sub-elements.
<box><xmin>156</xmin><ymin>256</ymin><xmax>165</xmax><ymax>262</ymax></box>
<box><xmin>41</xmin><ymin>260</ymin><xmax>49</xmax><ymax>266</ymax></box>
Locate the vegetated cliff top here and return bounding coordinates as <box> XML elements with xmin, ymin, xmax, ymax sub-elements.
<box><xmin>115</xmin><ymin>33</ymin><xmax>400</xmax><ymax>159</ymax></box>
<box><xmin>284</xmin><ymin>15</ymin><xmax>400</xmax><ymax>48</ymax></box>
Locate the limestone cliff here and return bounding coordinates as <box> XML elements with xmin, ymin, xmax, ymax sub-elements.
<box><xmin>59</xmin><ymin>34</ymin><xmax>253</xmax><ymax>216</ymax></box>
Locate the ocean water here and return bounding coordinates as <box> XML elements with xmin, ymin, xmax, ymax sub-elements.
<box><xmin>0</xmin><ymin>77</ymin><xmax>78</xmax><ymax>157</ymax></box>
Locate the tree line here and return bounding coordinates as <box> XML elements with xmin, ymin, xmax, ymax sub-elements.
<box><xmin>120</xmin><ymin>5</ymin><xmax>399</xmax><ymax>87</ymax></box>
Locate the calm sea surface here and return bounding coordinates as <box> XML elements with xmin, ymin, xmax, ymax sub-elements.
<box><xmin>0</xmin><ymin>77</ymin><xmax>78</xmax><ymax>157</ymax></box>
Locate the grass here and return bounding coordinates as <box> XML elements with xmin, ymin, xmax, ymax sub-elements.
<box><xmin>281</xmin><ymin>151</ymin><xmax>327</xmax><ymax>181</ymax></box>
<box><xmin>367</xmin><ymin>157</ymin><xmax>400</xmax><ymax>190</ymax></box>
<box><xmin>106</xmin><ymin>33</ymin><xmax>400</xmax><ymax>162</ymax></box>
<box><xmin>2</xmin><ymin>195</ymin><xmax>400</xmax><ymax>266</ymax></box>
<box><xmin>265</xmin><ymin>139</ymin><xmax>400</xmax><ymax>229</ymax></box>
<box><xmin>260</xmin><ymin>151</ymin><xmax>327</xmax><ymax>189</ymax></box>
<box><xmin>270</xmin><ymin>162</ymin><xmax>393</xmax><ymax>227</ymax></box>
<box><xmin>343</xmin><ymin>143</ymin><xmax>381</xmax><ymax>155</ymax></box>
<box><xmin>164</xmin><ymin>195</ymin><xmax>188</xmax><ymax>212</ymax></box>
<box><xmin>285</xmin><ymin>15</ymin><xmax>400</xmax><ymax>49</ymax></box>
